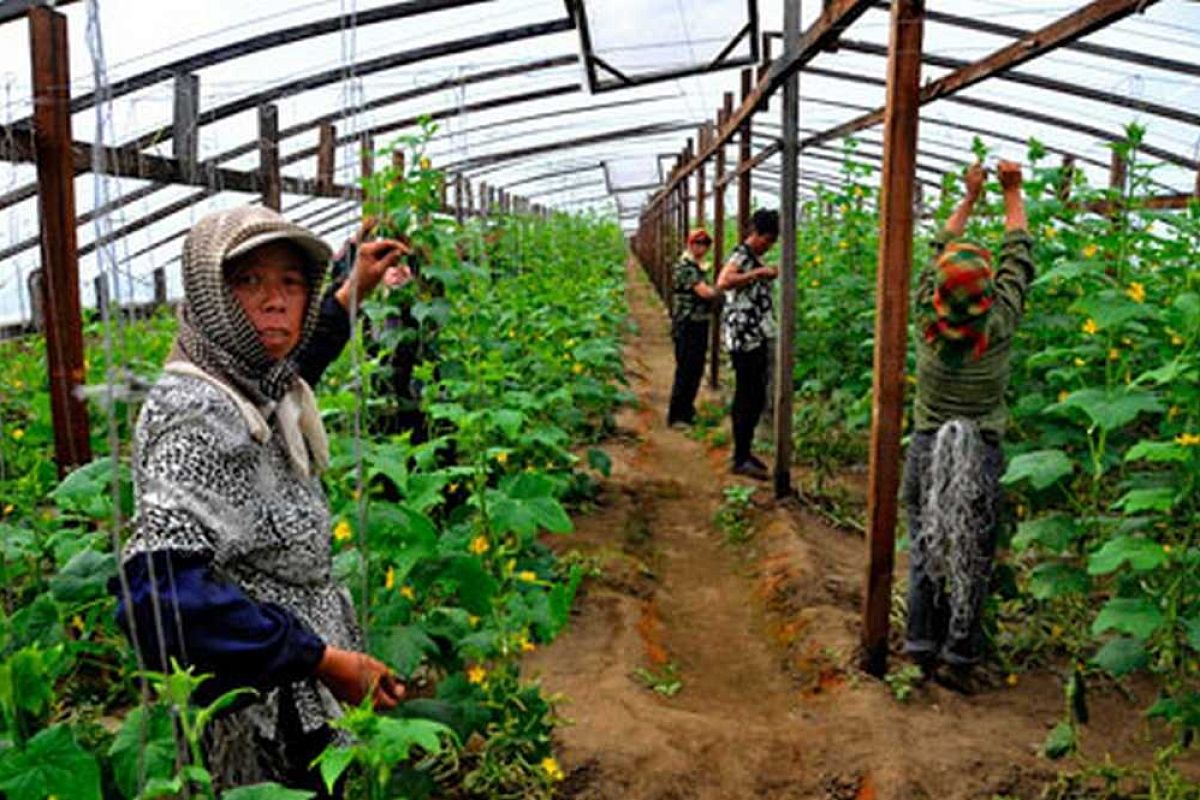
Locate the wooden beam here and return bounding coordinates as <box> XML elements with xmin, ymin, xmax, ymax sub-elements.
<box><xmin>709</xmin><ymin>94</ymin><xmax>733</xmax><ymax>390</ymax></box>
<box><xmin>647</xmin><ymin>0</ymin><xmax>875</xmax><ymax>210</ymax></box>
<box><xmin>862</xmin><ymin>0</ymin><xmax>923</xmax><ymax>679</ymax></box>
<box><xmin>695</xmin><ymin>124</ymin><xmax>708</xmax><ymax>227</ymax></box>
<box><xmin>29</xmin><ymin>6</ymin><xmax>91</xmax><ymax>475</ymax></box>
<box><xmin>317</xmin><ymin>122</ymin><xmax>336</xmax><ymax>196</ymax></box>
<box><xmin>0</xmin><ymin>0</ymin><xmax>82</xmax><ymax>25</ymax></box>
<box><xmin>801</xmin><ymin>0</ymin><xmax>1161</xmax><ymax>154</ymax></box>
<box><xmin>737</xmin><ymin>69</ymin><xmax>753</xmax><ymax>240</ymax></box>
<box><xmin>172</xmin><ymin>72</ymin><xmax>199</xmax><ymax>180</ymax></box>
<box><xmin>259</xmin><ymin>104</ymin><xmax>281</xmax><ymax>210</ymax></box>
<box><xmin>773</xmin><ymin>0</ymin><xmax>802</xmax><ymax>499</ymax></box>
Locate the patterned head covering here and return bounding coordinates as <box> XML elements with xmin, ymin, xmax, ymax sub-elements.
<box><xmin>174</xmin><ymin>206</ymin><xmax>332</xmax><ymax>405</ymax></box>
<box><xmin>923</xmin><ymin>240</ymin><xmax>994</xmax><ymax>361</ymax></box>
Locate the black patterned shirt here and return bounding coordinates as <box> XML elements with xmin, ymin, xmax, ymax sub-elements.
<box><xmin>671</xmin><ymin>254</ymin><xmax>713</xmax><ymax>329</ymax></box>
<box><xmin>721</xmin><ymin>243</ymin><xmax>776</xmax><ymax>352</ymax></box>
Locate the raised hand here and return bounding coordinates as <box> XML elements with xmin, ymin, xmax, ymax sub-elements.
<box><xmin>997</xmin><ymin>160</ymin><xmax>1023</xmax><ymax>194</ymax></box>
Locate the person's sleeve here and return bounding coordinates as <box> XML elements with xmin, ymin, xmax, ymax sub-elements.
<box><xmin>113</xmin><ymin>550</ymin><xmax>326</xmax><ymax>705</ymax></box>
<box><xmin>294</xmin><ymin>289</ymin><xmax>352</xmax><ymax>387</ymax></box>
<box><xmin>987</xmin><ymin>228</ymin><xmax>1036</xmax><ymax>342</ymax></box>
<box><xmin>673</xmin><ymin>262</ymin><xmax>700</xmax><ymax>294</ymax></box>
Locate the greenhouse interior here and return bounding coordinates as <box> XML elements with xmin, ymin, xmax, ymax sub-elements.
<box><xmin>0</xmin><ymin>0</ymin><xmax>1198</xmax><ymax>797</ymax></box>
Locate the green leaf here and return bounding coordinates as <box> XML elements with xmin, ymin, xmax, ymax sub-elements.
<box><xmin>587</xmin><ymin>447</ymin><xmax>613</xmax><ymax>478</ymax></box>
<box><xmin>1185</xmin><ymin>617</ymin><xmax>1200</xmax><ymax>653</ymax></box>
<box><xmin>1111</xmin><ymin>487</ymin><xmax>1177</xmax><ymax>513</ymax></box>
<box><xmin>1043</xmin><ymin>720</ymin><xmax>1076</xmax><ymax>760</ymax></box>
<box><xmin>1001</xmin><ymin>449</ymin><xmax>1074</xmax><ymax>490</ymax></box>
<box><xmin>1028</xmin><ymin>563</ymin><xmax>1090</xmax><ymax>600</ymax></box>
<box><xmin>316</xmin><ymin>747</ymin><xmax>355</xmax><ymax>796</ymax></box>
<box><xmin>1092</xmin><ymin>597</ymin><xmax>1164</xmax><ymax>641</ymax></box>
<box><xmin>0</xmin><ymin>724</ymin><xmax>102</xmax><ymax>800</ymax></box>
<box><xmin>526</xmin><ymin>496</ymin><xmax>573</xmax><ymax>534</ymax></box>
<box><xmin>489</xmin><ymin>409</ymin><xmax>525</xmax><ymax>438</ymax></box>
<box><xmin>1087</xmin><ymin>536</ymin><xmax>1167</xmax><ymax>575</ymax></box>
<box><xmin>375</xmin><ymin>717</ymin><xmax>454</xmax><ymax>761</ymax></box>
<box><xmin>7</xmin><ymin>647</ymin><xmax>56</xmax><ymax>720</ymax></box>
<box><xmin>1012</xmin><ymin>515</ymin><xmax>1080</xmax><ymax>554</ymax></box>
<box><xmin>109</xmin><ymin>705</ymin><xmax>177</xmax><ymax>800</ymax></box>
<box><xmin>49</xmin><ymin>549</ymin><xmax>116</xmax><ymax>605</ymax></box>
<box><xmin>1070</xmin><ymin>291</ymin><xmax>1155</xmax><ymax>331</ymax></box>
<box><xmin>1091</xmin><ymin>637</ymin><xmax>1148</xmax><ymax>677</ymax></box>
<box><xmin>1125</xmin><ymin>439</ymin><xmax>1189</xmax><ymax>464</ymax></box>
<box><xmin>222</xmin><ymin>783</ymin><xmax>317</xmax><ymax>800</ymax></box>
<box><xmin>1046</xmin><ymin>388</ymin><xmax>1163</xmax><ymax>432</ymax></box>
<box><xmin>373</xmin><ymin>625</ymin><xmax>438</xmax><ymax>676</ymax></box>
<box><xmin>445</xmin><ymin>557</ymin><xmax>499</xmax><ymax>616</ymax></box>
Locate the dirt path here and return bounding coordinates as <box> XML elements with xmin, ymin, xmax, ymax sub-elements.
<box><xmin>525</xmin><ymin>259</ymin><xmax>1193</xmax><ymax>800</ymax></box>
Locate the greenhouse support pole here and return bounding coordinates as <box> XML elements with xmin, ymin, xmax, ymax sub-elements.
<box><xmin>259</xmin><ymin>104</ymin><xmax>281</xmax><ymax>211</ymax></box>
<box><xmin>173</xmin><ymin>72</ymin><xmax>199</xmax><ymax>181</ymax></box>
<box><xmin>29</xmin><ymin>6</ymin><xmax>91</xmax><ymax>476</ymax></box>
<box><xmin>737</xmin><ymin>68</ymin><xmax>753</xmax><ymax>240</ymax></box>
<box><xmin>682</xmin><ymin>138</ymin><xmax>693</xmax><ymax>234</ymax></box>
<box><xmin>696</xmin><ymin>125</ymin><xmax>708</xmax><ymax>227</ymax></box>
<box><xmin>316</xmin><ymin>122</ymin><xmax>336</xmax><ymax>196</ymax></box>
<box><xmin>861</xmin><ymin>0</ymin><xmax>924</xmax><ymax>679</ymax></box>
<box><xmin>454</xmin><ymin>174</ymin><xmax>466</xmax><ymax>224</ymax></box>
<box><xmin>772</xmin><ymin>0</ymin><xmax>801</xmax><ymax>500</ymax></box>
<box><xmin>710</xmin><ymin>93</ymin><xmax>733</xmax><ymax>390</ymax></box>
<box><xmin>1058</xmin><ymin>155</ymin><xmax>1074</xmax><ymax>202</ymax></box>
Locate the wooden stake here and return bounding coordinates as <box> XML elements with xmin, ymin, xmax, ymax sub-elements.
<box><xmin>1058</xmin><ymin>154</ymin><xmax>1075</xmax><ymax>202</ymax></box>
<box><xmin>861</xmin><ymin>0</ymin><xmax>924</xmax><ymax>678</ymax></box>
<box><xmin>696</xmin><ymin>125</ymin><xmax>708</xmax><ymax>227</ymax></box>
<box><xmin>172</xmin><ymin>72</ymin><xmax>199</xmax><ymax>181</ymax></box>
<box><xmin>710</xmin><ymin>94</ymin><xmax>733</xmax><ymax>390</ymax></box>
<box><xmin>737</xmin><ymin>69</ymin><xmax>753</xmax><ymax>240</ymax></box>
<box><xmin>773</xmin><ymin>0</ymin><xmax>802</xmax><ymax>499</ymax></box>
<box><xmin>29</xmin><ymin>6</ymin><xmax>91</xmax><ymax>475</ymax></box>
<box><xmin>258</xmin><ymin>104</ymin><xmax>281</xmax><ymax>210</ymax></box>
<box><xmin>317</xmin><ymin>121</ymin><xmax>336</xmax><ymax>196</ymax></box>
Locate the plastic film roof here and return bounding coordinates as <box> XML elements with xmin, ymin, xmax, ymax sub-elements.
<box><xmin>0</xmin><ymin>0</ymin><xmax>1197</xmax><ymax>324</ymax></box>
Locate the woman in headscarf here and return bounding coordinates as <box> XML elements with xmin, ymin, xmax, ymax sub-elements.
<box><xmin>667</xmin><ymin>228</ymin><xmax>720</xmax><ymax>428</ymax></box>
<box><xmin>114</xmin><ymin>206</ymin><xmax>409</xmax><ymax>793</ymax></box>
<box><xmin>904</xmin><ymin>159</ymin><xmax>1034</xmax><ymax>693</ymax></box>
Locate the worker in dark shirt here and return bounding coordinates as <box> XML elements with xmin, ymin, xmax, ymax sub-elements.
<box><xmin>667</xmin><ymin>228</ymin><xmax>719</xmax><ymax>427</ymax></box>
<box><xmin>904</xmin><ymin>159</ymin><xmax>1035</xmax><ymax>692</ymax></box>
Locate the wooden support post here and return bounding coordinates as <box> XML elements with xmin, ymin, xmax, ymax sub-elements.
<box><xmin>392</xmin><ymin>150</ymin><xmax>406</xmax><ymax>175</ymax></box>
<box><xmin>29</xmin><ymin>6</ymin><xmax>91</xmax><ymax>475</ymax></box>
<box><xmin>682</xmin><ymin>139</ymin><xmax>693</xmax><ymax>235</ymax></box>
<box><xmin>710</xmin><ymin>94</ymin><xmax>733</xmax><ymax>390</ymax></box>
<box><xmin>316</xmin><ymin>122</ymin><xmax>336</xmax><ymax>195</ymax></box>
<box><xmin>258</xmin><ymin>104</ymin><xmax>281</xmax><ymax>210</ymax></box>
<box><xmin>773</xmin><ymin>0</ymin><xmax>801</xmax><ymax>499</ymax></box>
<box><xmin>861</xmin><ymin>0</ymin><xmax>924</xmax><ymax>678</ymax></box>
<box><xmin>360</xmin><ymin>133</ymin><xmax>374</xmax><ymax>181</ymax></box>
<box><xmin>454</xmin><ymin>173</ymin><xmax>466</xmax><ymax>224</ymax></box>
<box><xmin>696</xmin><ymin>125</ymin><xmax>708</xmax><ymax>227</ymax></box>
<box><xmin>153</xmin><ymin>266</ymin><xmax>167</xmax><ymax>307</ymax></box>
<box><xmin>737</xmin><ymin>68</ymin><xmax>753</xmax><ymax>240</ymax></box>
<box><xmin>479</xmin><ymin>181</ymin><xmax>489</xmax><ymax>216</ymax></box>
<box><xmin>1109</xmin><ymin>147</ymin><xmax>1127</xmax><ymax>196</ymax></box>
<box><xmin>464</xmin><ymin>177</ymin><xmax>473</xmax><ymax>217</ymax></box>
<box><xmin>172</xmin><ymin>72</ymin><xmax>199</xmax><ymax>181</ymax></box>
<box><xmin>27</xmin><ymin>269</ymin><xmax>45</xmax><ymax>332</ymax></box>
<box><xmin>1058</xmin><ymin>154</ymin><xmax>1075</xmax><ymax>202</ymax></box>
<box><xmin>93</xmin><ymin>274</ymin><xmax>109</xmax><ymax>316</ymax></box>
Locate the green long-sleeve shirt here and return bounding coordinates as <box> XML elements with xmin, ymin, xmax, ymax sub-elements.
<box><xmin>913</xmin><ymin>228</ymin><xmax>1036</xmax><ymax>438</ymax></box>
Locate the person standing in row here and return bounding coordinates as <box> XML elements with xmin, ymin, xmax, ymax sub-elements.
<box><xmin>667</xmin><ymin>228</ymin><xmax>720</xmax><ymax>428</ymax></box>
<box><xmin>904</xmin><ymin>159</ymin><xmax>1034</xmax><ymax>692</ymax></box>
<box><xmin>717</xmin><ymin>208</ymin><xmax>780</xmax><ymax>481</ymax></box>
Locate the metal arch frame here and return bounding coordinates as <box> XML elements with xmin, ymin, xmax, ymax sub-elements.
<box><xmin>565</xmin><ymin>0</ymin><xmax>759</xmax><ymax>94</ymax></box>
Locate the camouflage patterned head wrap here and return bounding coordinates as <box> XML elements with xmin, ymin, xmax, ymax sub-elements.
<box><xmin>923</xmin><ymin>240</ymin><xmax>994</xmax><ymax>362</ymax></box>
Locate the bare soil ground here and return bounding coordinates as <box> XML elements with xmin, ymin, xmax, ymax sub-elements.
<box><xmin>524</xmin><ymin>259</ymin><xmax>1196</xmax><ymax>800</ymax></box>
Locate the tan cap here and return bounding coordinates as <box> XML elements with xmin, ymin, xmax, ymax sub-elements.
<box><xmin>216</xmin><ymin>205</ymin><xmax>333</xmax><ymax>277</ymax></box>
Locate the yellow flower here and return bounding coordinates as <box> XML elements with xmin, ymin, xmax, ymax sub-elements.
<box><xmin>810</xmin><ymin>279</ymin><xmax>820</xmax><ymax>288</ymax></box>
<box><xmin>419</xmin><ymin>156</ymin><xmax>431</xmax><ymax>170</ymax></box>
<box><xmin>1050</xmin><ymin>624</ymin><xmax>1064</xmax><ymax>639</ymax></box>
<box><xmin>468</xmin><ymin>614</ymin><xmax>481</xmax><ymax>627</ymax></box>
<box><xmin>1163</xmin><ymin>544</ymin><xmax>1173</xmax><ymax>554</ymax></box>
<box><xmin>853</xmin><ymin>185</ymin><xmax>864</xmax><ymax>198</ymax></box>
<box><xmin>2</xmin><ymin>504</ymin><xmax>11</xmax><ymax>515</ymax></box>
<box><xmin>541</xmin><ymin>757</ymin><xmax>565</xmax><ymax>782</ymax></box>
<box><xmin>1057</xmin><ymin>390</ymin><xmax>1070</xmax><ymax>403</ymax></box>
<box><xmin>572</xmin><ymin>363</ymin><xmax>584</xmax><ymax>375</ymax></box>
<box><xmin>1175</xmin><ymin>432</ymin><xmax>1200</xmax><ymax>447</ymax></box>
<box><xmin>12</xmin><ymin>379</ymin><xmax>22</xmax><ymax>390</ymax></box>
<box><xmin>1125</xmin><ymin>282</ymin><xmax>1146</xmax><ymax>304</ymax></box>
<box><xmin>333</xmin><ymin>519</ymin><xmax>353</xmax><ymax>542</ymax></box>
<box><xmin>516</xmin><ymin>633</ymin><xmax>536</xmax><ymax>653</ymax></box>
<box><xmin>813</xmin><ymin>254</ymin><xmax>823</xmax><ymax>265</ymax></box>
<box><xmin>495</xmin><ymin>451</ymin><xmax>509</xmax><ymax>466</ymax></box>
<box><xmin>839</xmin><ymin>240</ymin><xmax>849</xmax><ymax>250</ymax></box>
<box><xmin>1108</xmin><ymin>348</ymin><xmax>1120</xmax><ymax>362</ymax></box>
<box><xmin>384</xmin><ymin>566</ymin><xmax>396</xmax><ymax>590</ymax></box>
<box><xmin>1081</xmin><ymin>318</ymin><xmax>1099</xmax><ymax>336</ymax></box>
<box><xmin>1006</xmin><ymin>673</ymin><xmax>1020</xmax><ymax>687</ymax></box>
<box><xmin>1168</xmin><ymin>405</ymin><xmax>1180</xmax><ymax>420</ymax></box>
<box><xmin>400</xmin><ymin>585</ymin><xmax>416</xmax><ymax>600</ymax></box>
<box><xmin>1172</xmin><ymin>334</ymin><xmax>1185</xmax><ymax>347</ymax></box>
<box><xmin>517</xmin><ymin>570</ymin><xmax>537</xmax><ymax>583</ymax></box>
<box><xmin>72</xmin><ymin>615</ymin><xmax>85</xmax><ymax>632</ymax></box>
<box><xmin>1082</xmin><ymin>243</ymin><xmax>1098</xmax><ymax>259</ymax></box>
<box><xmin>1043</xmin><ymin>224</ymin><xmax>1057</xmax><ymax>239</ymax></box>
<box><xmin>467</xmin><ymin>664</ymin><xmax>487</xmax><ymax>685</ymax></box>
<box><xmin>11</xmin><ymin>428</ymin><xmax>24</xmax><ymax>441</ymax></box>
<box><xmin>1073</xmin><ymin>358</ymin><xmax>1086</xmax><ymax>368</ymax></box>
<box><xmin>469</xmin><ymin>535</ymin><xmax>490</xmax><ymax>555</ymax></box>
